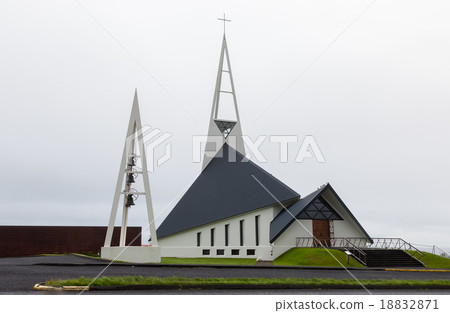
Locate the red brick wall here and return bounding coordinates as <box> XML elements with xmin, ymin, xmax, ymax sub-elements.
<box><xmin>0</xmin><ymin>226</ymin><xmax>142</xmax><ymax>258</ymax></box>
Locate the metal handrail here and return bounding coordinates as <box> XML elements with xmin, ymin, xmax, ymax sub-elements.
<box><xmin>367</xmin><ymin>238</ymin><xmax>424</xmax><ymax>261</ymax></box>
<box><xmin>342</xmin><ymin>238</ymin><xmax>367</xmax><ymax>265</ymax></box>
<box><xmin>295</xmin><ymin>237</ymin><xmax>425</xmax><ymax>262</ymax></box>
<box><xmin>294</xmin><ymin>237</ymin><xmax>367</xmax><ymax>265</ymax></box>
<box><xmin>432</xmin><ymin>245</ymin><xmax>450</xmax><ymax>259</ymax></box>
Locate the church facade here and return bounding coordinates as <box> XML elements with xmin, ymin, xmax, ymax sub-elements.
<box><xmin>156</xmin><ymin>32</ymin><xmax>371</xmax><ymax>261</ymax></box>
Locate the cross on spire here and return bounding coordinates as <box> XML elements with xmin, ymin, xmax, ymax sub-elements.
<box><xmin>218</xmin><ymin>13</ymin><xmax>231</xmax><ymax>34</ymax></box>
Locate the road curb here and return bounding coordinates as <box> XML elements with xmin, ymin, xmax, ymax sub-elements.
<box><xmin>33</xmin><ymin>283</ymin><xmax>89</xmax><ymax>292</ymax></box>
<box><xmin>32</xmin><ymin>262</ymin><xmax>384</xmax><ymax>271</ymax></box>
<box><xmin>35</xmin><ymin>262</ymin><xmax>440</xmax><ymax>272</ymax></box>
<box><xmin>33</xmin><ymin>283</ymin><xmax>450</xmax><ymax>292</ymax></box>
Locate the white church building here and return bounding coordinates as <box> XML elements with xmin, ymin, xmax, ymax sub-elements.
<box><xmin>156</xmin><ymin>30</ymin><xmax>372</xmax><ymax>261</ymax></box>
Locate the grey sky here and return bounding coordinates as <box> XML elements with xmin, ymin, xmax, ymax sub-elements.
<box><xmin>1</xmin><ymin>0</ymin><xmax>449</xmax><ymax>251</ymax></box>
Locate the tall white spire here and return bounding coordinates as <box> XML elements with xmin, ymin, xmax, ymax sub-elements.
<box><xmin>202</xmin><ymin>18</ymin><xmax>245</xmax><ymax>171</ymax></box>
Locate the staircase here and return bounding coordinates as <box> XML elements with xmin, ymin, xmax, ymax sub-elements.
<box><xmin>295</xmin><ymin>237</ymin><xmax>427</xmax><ymax>268</ymax></box>
<box><xmin>355</xmin><ymin>249</ymin><xmax>425</xmax><ymax>268</ymax></box>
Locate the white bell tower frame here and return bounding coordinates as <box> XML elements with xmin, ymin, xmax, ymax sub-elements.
<box><xmin>101</xmin><ymin>90</ymin><xmax>161</xmax><ymax>263</ymax></box>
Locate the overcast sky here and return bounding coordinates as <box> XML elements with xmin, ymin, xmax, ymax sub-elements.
<box><xmin>1</xmin><ymin>0</ymin><xmax>449</xmax><ymax>251</ymax></box>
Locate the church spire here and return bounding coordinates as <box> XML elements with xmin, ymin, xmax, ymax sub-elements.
<box><xmin>202</xmin><ymin>16</ymin><xmax>245</xmax><ymax>171</ymax></box>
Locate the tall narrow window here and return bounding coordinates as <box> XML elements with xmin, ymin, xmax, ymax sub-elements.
<box><xmin>239</xmin><ymin>219</ymin><xmax>244</xmax><ymax>246</ymax></box>
<box><xmin>197</xmin><ymin>232</ymin><xmax>201</xmax><ymax>247</ymax></box>
<box><xmin>210</xmin><ymin>228</ymin><xmax>215</xmax><ymax>247</ymax></box>
<box><xmin>225</xmin><ymin>224</ymin><xmax>229</xmax><ymax>246</ymax></box>
<box><xmin>255</xmin><ymin>215</ymin><xmax>260</xmax><ymax>246</ymax></box>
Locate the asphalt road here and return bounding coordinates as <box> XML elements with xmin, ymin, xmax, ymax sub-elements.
<box><xmin>1</xmin><ymin>255</ymin><xmax>450</xmax><ymax>295</ymax></box>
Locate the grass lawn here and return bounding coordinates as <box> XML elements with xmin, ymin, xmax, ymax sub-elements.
<box><xmin>45</xmin><ymin>275</ymin><xmax>450</xmax><ymax>287</ymax></box>
<box><xmin>420</xmin><ymin>252</ymin><xmax>450</xmax><ymax>269</ymax></box>
<box><xmin>274</xmin><ymin>248</ymin><xmax>365</xmax><ymax>267</ymax></box>
<box><xmin>161</xmin><ymin>257</ymin><xmax>256</xmax><ymax>265</ymax></box>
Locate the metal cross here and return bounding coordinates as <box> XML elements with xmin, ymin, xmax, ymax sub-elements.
<box><xmin>218</xmin><ymin>13</ymin><xmax>231</xmax><ymax>34</ymax></box>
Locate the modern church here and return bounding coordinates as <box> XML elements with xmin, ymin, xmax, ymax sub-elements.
<box><xmin>155</xmin><ymin>31</ymin><xmax>372</xmax><ymax>261</ymax></box>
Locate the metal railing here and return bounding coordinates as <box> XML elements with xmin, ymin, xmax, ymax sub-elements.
<box><xmin>367</xmin><ymin>238</ymin><xmax>424</xmax><ymax>261</ymax></box>
<box><xmin>295</xmin><ymin>237</ymin><xmax>425</xmax><ymax>262</ymax></box>
<box><xmin>409</xmin><ymin>243</ymin><xmax>450</xmax><ymax>259</ymax></box>
<box><xmin>432</xmin><ymin>245</ymin><xmax>450</xmax><ymax>259</ymax></box>
<box><xmin>295</xmin><ymin>237</ymin><xmax>370</xmax><ymax>249</ymax></box>
<box><xmin>342</xmin><ymin>238</ymin><xmax>367</xmax><ymax>265</ymax></box>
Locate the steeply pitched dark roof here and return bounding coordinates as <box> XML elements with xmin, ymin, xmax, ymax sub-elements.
<box><xmin>269</xmin><ymin>183</ymin><xmax>372</xmax><ymax>243</ymax></box>
<box><xmin>157</xmin><ymin>143</ymin><xmax>300</xmax><ymax>238</ymax></box>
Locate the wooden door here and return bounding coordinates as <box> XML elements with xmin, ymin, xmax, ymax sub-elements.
<box><xmin>313</xmin><ymin>220</ymin><xmax>330</xmax><ymax>247</ymax></box>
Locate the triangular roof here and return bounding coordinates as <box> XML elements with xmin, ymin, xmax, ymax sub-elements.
<box><xmin>269</xmin><ymin>183</ymin><xmax>372</xmax><ymax>243</ymax></box>
<box><xmin>157</xmin><ymin>143</ymin><xmax>300</xmax><ymax>238</ymax></box>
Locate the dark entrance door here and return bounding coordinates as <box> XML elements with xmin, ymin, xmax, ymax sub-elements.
<box><xmin>312</xmin><ymin>220</ymin><xmax>330</xmax><ymax>247</ymax></box>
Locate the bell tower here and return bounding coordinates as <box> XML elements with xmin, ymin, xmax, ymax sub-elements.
<box><xmin>101</xmin><ymin>90</ymin><xmax>161</xmax><ymax>263</ymax></box>
<box><xmin>202</xmin><ymin>15</ymin><xmax>245</xmax><ymax>171</ymax></box>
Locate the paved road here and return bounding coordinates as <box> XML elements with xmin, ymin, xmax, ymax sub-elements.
<box><xmin>1</xmin><ymin>255</ymin><xmax>450</xmax><ymax>294</ymax></box>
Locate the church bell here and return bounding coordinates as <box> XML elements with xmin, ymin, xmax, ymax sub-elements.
<box><xmin>127</xmin><ymin>173</ymin><xmax>135</xmax><ymax>184</ymax></box>
<box><xmin>128</xmin><ymin>156</ymin><xmax>136</xmax><ymax>167</ymax></box>
<box><xmin>125</xmin><ymin>194</ymin><xmax>135</xmax><ymax>207</ymax></box>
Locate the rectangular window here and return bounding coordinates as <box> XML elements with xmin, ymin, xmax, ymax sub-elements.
<box><xmin>216</xmin><ymin>249</ymin><xmax>224</xmax><ymax>256</ymax></box>
<box><xmin>225</xmin><ymin>224</ymin><xmax>229</xmax><ymax>246</ymax></box>
<box><xmin>197</xmin><ymin>232</ymin><xmax>201</xmax><ymax>247</ymax></box>
<box><xmin>202</xmin><ymin>249</ymin><xmax>210</xmax><ymax>256</ymax></box>
<box><xmin>255</xmin><ymin>215</ymin><xmax>260</xmax><ymax>246</ymax></box>
<box><xmin>231</xmin><ymin>249</ymin><xmax>240</xmax><ymax>256</ymax></box>
<box><xmin>247</xmin><ymin>249</ymin><xmax>256</xmax><ymax>256</ymax></box>
<box><xmin>210</xmin><ymin>228</ymin><xmax>215</xmax><ymax>247</ymax></box>
<box><xmin>239</xmin><ymin>219</ymin><xmax>244</xmax><ymax>246</ymax></box>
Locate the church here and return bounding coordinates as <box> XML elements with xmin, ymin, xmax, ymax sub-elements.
<box><xmin>156</xmin><ymin>29</ymin><xmax>372</xmax><ymax>261</ymax></box>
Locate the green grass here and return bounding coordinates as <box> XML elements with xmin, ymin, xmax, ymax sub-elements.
<box><xmin>420</xmin><ymin>252</ymin><xmax>450</xmax><ymax>269</ymax></box>
<box><xmin>274</xmin><ymin>248</ymin><xmax>365</xmax><ymax>267</ymax></box>
<box><xmin>160</xmin><ymin>257</ymin><xmax>256</xmax><ymax>265</ymax></box>
<box><xmin>45</xmin><ymin>275</ymin><xmax>450</xmax><ymax>287</ymax></box>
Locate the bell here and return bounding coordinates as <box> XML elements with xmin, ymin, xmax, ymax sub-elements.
<box><xmin>127</xmin><ymin>173</ymin><xmax>135</xmax><ymax>184</ymax></box>
<box><xmin>128</xmin><ymin>156</ymin><xmax>136</xmax><ymax>167</ymax></box>
<box><xmin>125</xmin><ymin>194</ymin><xmax>135</xmax><ymax>207</ymax></box>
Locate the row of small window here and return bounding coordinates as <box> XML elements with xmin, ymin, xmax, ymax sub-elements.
<box><xmin>202</xmin><ymin>249</ymin><xmax>256</xmax><ymax>256</ymax></box>
<box><xmin>196</xmin><ymin>216</ymin><xmax>260</xmax><ymax>247</ymax></box>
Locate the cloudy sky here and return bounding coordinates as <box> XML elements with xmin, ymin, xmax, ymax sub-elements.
<box><xmin>1</xmin><ymin>0</ymin><xmax>449</xmax><ymax>251</ymax></box>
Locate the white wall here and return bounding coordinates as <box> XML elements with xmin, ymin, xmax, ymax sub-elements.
<box><xmin>272</xmin><ymin>219</ymin><xmax>312</xmax><ymax>259</ymax></box>
<box><xmin>159</xmin><ymin>206</ymin><xmax>276</xmax><ymax>260</ymax></box>
<box><xmin>101</xmin><ymin>246</ymin><xmax>161</xmax><ymax>263</ymax></box>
